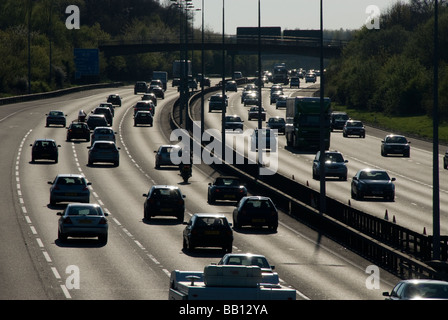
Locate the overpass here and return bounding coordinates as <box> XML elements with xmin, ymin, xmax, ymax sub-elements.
<box><xmin>99</xmin><ymin>35</ymin><xmax>345</xmax><ymax>58</ymax></box>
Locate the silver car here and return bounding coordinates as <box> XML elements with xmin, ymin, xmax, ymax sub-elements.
<box><xmin>48</xmin><ymin>174</ymin><xmax>91</xmax><ymax>205</ymax></box>
<box><xmin>312</xmin><ymin>150</ymin><xmax>348</xmax><ymax>180</ymax></box>
<box><xmin>88</xmin><ymin>141</ymin><xmax>120</xmax><ymax>166</ymax></box>
<box><xmin>383</xmin><ymin>279</ymin><xmax>448</xmax><ymax>300</ymax></box>
<box><xmin>57</xmin><ymin>203</ymin><xmax>109</xmax><ymax>244</ymax></box>
<box><xmin>90</xmin><ymin>127</ymin><xmax>116</xmax><ymax>146</ymax></box>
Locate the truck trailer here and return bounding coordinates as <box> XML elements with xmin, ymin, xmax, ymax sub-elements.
<box><xmin>169</xmin><ymin>265</ymin><xmax>296</xmax><ymax>300</ymax></box>
<box><xmin>285</xmin><ymin>96</ymin><xmax>331</xmax><ymax>150</ymax></box>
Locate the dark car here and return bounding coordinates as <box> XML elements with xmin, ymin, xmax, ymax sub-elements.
<box><xmin>46</xmin><ymin>110</ymin><xmax>66</xmax><ymax>127</ymax></box>
<box><xmin>141</xmin><ymin>93</ymin><xmax>157</xmax><ymax>106</ymax></box>
<box><xmin>383</xmin><ymin>279</ymin><xmax>448</xmax><ymax>300</ymax></box>
<box><xmin>275</xmin><ymin>95</ymin><xmax>287</xmax><ymax>109</ymax></box>
<box><xmin>142</xmin><ymin>185</ymin><xmax>185</xmax><ymax>222</ymax></box>
<box><xmin>66</xmin><ymin>121</ymin><xmax>90</xmax><ymax>142</ymax></box>
<box><xmin>351</xmin><ymin>168</ymin><xmax>396</xmax><ymax>201</ymax></box>
<box><xmin>289</xmin><ymin>77</ymin><xmax>300</xmax><ymax>88</ymax></box>
<box><xmin>312</xmin><ymin>150</ymin><xmax>348</xmax><ymax>180</ymax></box>
<box><xmin>182</xmin><ymin>213</ymin><xmax>233</xmax><ymax>252</ymax></box>
<box><xmin>86</xmin><ymin>114</ymin><xmax>108</xmax><ymax>130</ymax></box>
<box><xmin>97</xmin><ymin>102</ymin><xmax>115</xmax><ymax>117</ymax></box>
<box><xmin>266</xmin><ymin>117</ymin><xmax>286</xmax><ymax>134</ymax></box>
<box><xmin>134</xmin><ymin>110</ymin><xmax>153</xmax><ymax>126</ymax></box>
<box><xmin>208</xmin><ymin>93</ymin><xmax>228</xmax><ymax>112</ymax></box>
<box><xmin>92</xmin><ymin>107</ymin><xmax>113</xmax><ymax>126</ymax></box>
<box><xmin>149</xmin><ymin>85</ymin><xmax>164</xmax><ymax>99</ymax></box>
<box><xmin>57</xmin><ymin>203</ymin><xmax>109</xmax><ymax>244</ymax></box>
<box><xmin>243</xmin><ymin>92</ymin><xmax>259</xmax><ymax>106</ymax></box>
<box><xmin>381</xmin><ymin>134</ymin><xmax>411</xmax><ymax>157</ymax></box>
<box><xmin>134</xmin><ymin>81</ymin><xmax>148</xmax><ymax>94</ymax></box>
<box><xmin>248</xmin><ymin>107</ymin><xmax>266</xmax><ymax>121</ymax></box>
<box><xmin>207</xmin><ymin>176</ymin><xmax>247</xmax><ymax>204</ymax></box>
<box><xmin>154</xmin><ymin>144</ymin><xmax>182</xmax><ymax>168</ymax></box>
<box><xmin>225</xmin><ymin>80</ymin><xmax>238</xmax><ymax>92</ymax></box>
<box><xmin>270</xmin><ymin>90</ymin><xmax>283</xmax><ymax>104</ymax></box>
<box><xmin>444</xmin><ymin>151</ymin><xmax>448</xmax><ymax>169</ymax></box>
<box><xmin>87</xmin><ymin>141</ymin><xmax>120</xmax><ymax>167</ymax></box>
<box><xmin>48</xmin><ymin>174</ymin><xmax>91</xmax><ymax>205</ymax></box>
<box><xmin>232</xmin><ymin>196</ymin><xmax>278</xmax><ymax>231</ymax></box>
<box><xmin>330</xmin><ymin>112</ymin><xmax>349</xmax><ymax>131</ymax></box>
<box><xmin>107</xmin><ymin>94</ymin><xmax>122</xmax><ymax>107</ymax></box>
<box><xmin>30</xmin><ymin>139</ymin><xmax>60</xmax><ymax>163</ymax></box>
<box><xmin>343</xmin><ymin>120</ymin><xmax>365</xmax><ymax>138</ymax></box>
<box><xmin>133</xmin><ymin>101</ymin><xmax>155</xmax><ymax>116</ymax></box>
<box><xmin>224</xmin><ymin>115</ymin><xmax>244</xmax><ymax>131</ymax></box>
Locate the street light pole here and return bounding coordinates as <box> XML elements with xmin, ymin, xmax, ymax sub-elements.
<box><xmin>221</xmin><ymin>0</ymin><xmax>226</xmax><ymax>160</ymax></box>
<box><xmin>257</xmin><ymin>0</ymin><xmax>262</xmax><ymax>130</ymax></box>
<box><xmin>319</xmin><ymin>0</ymin><xmax>326</xmax><ymax>214</ymax></box>
<box><xmin>200</xmin><ymin>0</ymin><xmax>205</xmax><ymax>137</ymax></box>
<box><xmin>433</xmin><ymin>0</ymin><xmax>440</xmax><ymax>261</ymax></box>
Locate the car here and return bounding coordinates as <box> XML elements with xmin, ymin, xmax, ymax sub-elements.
<box><xmin>218</xmin><ymin>253</ymin><xmax>274</xmax><ymax>272</ymax></box>
<box><xmin>87</xmin><ymin>141</ymin><xmax>120</xmax><ymax>166</ymax></box>
<box><xmin>188</xmin><ymin>79</ymin><xmax>198</xmax><ymax>90</ymax></box>
<box><xmin>97</xmin><ymin>102</ymin><xmax>115</xmax><ymax>117</ymax></box>
<box><xmin>289</xmin><ymin>77</ymin><xmax>300</xmax><ymax>88</ymax></box>
<box><xmin>225</xmin><ymin>80</ymin><xmax>238</xmax><ymax>92</ymax></box>
<box><xmin>48</xmin><ymin>174</ymin><xmax>91</xmax><ymax>205</ymax></box>
<box><xmin>134</xmin><ymin>110</ymin><xmax>153</xmax><ymax>126</ymax></box>
<box><xmin>90</xmin><ymin>127</ymin><xmax>116</xmax><ymax>146</ymax></box>
<box><xmin>305</xmin><ymin>73</ymin><xmax>316</xmax><ymax>83</ymax></box>
<box><xmin>107</xmin><ymin>94</ymin><xmax>122</xmax><ymax>107</ymax></box>
<box><xmin>91</xmin><ymin>107</ymin><xmax>113</xmax><ymax>126</ymax></box>
<box><xmin>266</xmin><ymin>117</ymin><xmax>286</xmax><ymax>134</ymax></box>
<box><xmin>251</xmin><ymin>128</ymin><xmax>276</xmax><ymax>151</ymax></box>
<box><xmin>351</xmin><ymin>168</ymin><xmax>396</xmax><ymax>201</ymax></box>
<box><xmin>444</xmin><ymin>151</ymin><xmax>448</xmax><ymax>169</ymax></box>
<box><xmin>383</xmin><ymin>279</ymin><xmax>448</xmax><ymax>300</ymax></box>
<box><xmin>172</xmin><ymin>78</ymin><xmax>180</xmax><ymax>87</ymax></box>
<box><xmin>133</xmin><ymin>101</ymin><xmax>155</xmax><ymax>116</ymax></box>
<box><xmin>134</xmin><ymin>81</ymin><xmax>148</xmax><ymax>94</ymax></box>
<box><xmin>141</xmin><ymin>93</ymin><xmax>157</xmax><ymax>106</ymax></box>
<box><xmin>30</xmin><ymin>139</ymin><xmax>60</xmax><ymax>163</ymax></box>
<box><xmin>46</xmin><ymin>110</ymin><xmax>66</xmax><ymax>127</ymax></box>
<box><xmin>207</xmin><ymin>176</ymin><xmax>247</xmax><ymax>204</ymax></box>
<box><xmin>241</xmin><ymin>89</ymin><xmax>256</xmax><ymax>104</ymax></box>
<box><xmin>243</xmin><ymin>92</ymin><xmax>259</xmax><ymax>106</ymax></box>
<box><xmin>312</xmin><ymin>150</ymin><xmax>348</xmax><ymax>180</ymax></box>
<box><xmin>142</xmin><ymin>185</ymin><xmax>185</xmax><ymax>222</ymax></box>
<box><xmin>182</xmin><ymin>213</ymin><xmax>233</xmax><ymax>252</ymax></box>
<box><xmin>270</xmin><ymin>90</ymin><xmax>283</xmax><ymax>104</ymax></box>
<box><xmin>330</xmin><ymin>111</ymin><xmax>349</xmax><ymax>131</ymax></box>
<box><xmin>248</xmin><ymin>106</ymin><xmax>266</xmax><ymax>121</ymax></box>
<box><xmin>381</xmin><ymin>134</ymin><xmax>411</xmax><ymax>157</ymax></box>
<box><xmin>86</xmin><ymin>114</ymin><xmax>108</xmax><ymax>130</ymax></box>
<box><xmin>270</xmin><ymin>84</ymin><xmax>282</xmax><ymax>92</ymax></box>
<box><xmin>150</xmin><ymin>79</ymin><xmax>164</xmax><ymax>91</ymax></box>
<box><xmin>149</xmin><ymin>85</ymin><xmax>164</xmax><ymax>99</ymax></box>
<box><xmin>154</xmin><ymin>144</ymin><xmax>182</xmax><ymax>168</ymax></box>
<box><xmin>232</xmin><ymin>196</ymin><xmax>278</xmax><ymax>231</ymax></box>
<box><xmin>208</xmin><ymin>93</ymin><xmax>228</xmax><ymax>112</ymax></box>
<box><xmin>66</xmin><ymin>121</ymin><xmax>90</xmax><ymax>142</ymax></box>
<box><xmin>224</xmin><ymin>115</ymin><xmax>244</xmax><ymax>131</ymax></box>
<box><xmin>196</xmin><ymin>74</ymin><xmax>211</xmax><ymax>87</ymax></box>
<box><xmin>275</xmin><ymin>95</ymin><xmax>287</xmax><ymax>109</ymax></box>
<box><xmin>343</xmin><ymin>119</ymin><xmax>365</xmax><ymax>138</ymax></box>
<box><xmin>57</xmin><ymin>203</ymin><xmax>109</xmax><ymax>244</ymax></box>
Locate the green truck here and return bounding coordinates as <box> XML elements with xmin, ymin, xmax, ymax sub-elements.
<box><xmin>285</xmin><ymin>96</ymin><xmax>331</xmax><ymax>150</ymax></box>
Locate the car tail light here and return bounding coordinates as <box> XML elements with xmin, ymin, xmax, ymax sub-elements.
<box><xmin>99</xmin><ymin>217</ymin><xmax>108</xmax><ymax>225</ymax></box>
<box><xmin>83</xmin><ymin>186</ymin><xmax>89</xmax><ymax>191</ymax></box>
<box><xmin>63</xmin><ymin>217</ymin><xmax>72</xmax><ymax>224</ymax></box>
<box><xmin>178</xmin><ymin>199</ymin><xmax>184</xmax><ymax>205</ymax></box>
<box><xmin>271</xmin><ymin>210</ymin><xmax>276</xmax><ymax>216</ymax></box>
<box><xmin>149</xmin><ymin>198</ymin><xmax>155</xmax><ymax>204</ymax></box>
<box><xmin>53</xmin><ymin>185</ymin><xmax>60</xmax><ymax>190</ymax></box>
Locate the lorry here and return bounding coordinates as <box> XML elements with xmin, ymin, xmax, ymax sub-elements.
<box><xmin>285</xmin><ymin>96</ymin><xmax>331</xmax><ymax>150</ymax></box>
<box><xmin>272</xmin><ymin>63</ymin><xmax>289</xmax><ymax>85</ymax></box>
<box><xmin>152</xmin><ymin>71</ymin><xmax>168</xmax><ymax>91</ymax></box>
<box><xmin>169</xmin><ymin>265</ymin><xmax>296</xmax><ymax>300</ymax></box>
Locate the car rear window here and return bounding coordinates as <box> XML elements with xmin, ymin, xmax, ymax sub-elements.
<box><xmin>67</xmin><ymin>206</ymin><xmax>102</xmax><ymax>216</ymax></box>
<box><xmin>57</xmin><ymin>177</ymin><xmax>85</xmax><ymax>185</ymax></box>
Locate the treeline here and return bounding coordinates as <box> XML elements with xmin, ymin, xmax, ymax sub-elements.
<box><xmin>326</xmin><ymin>0</ymin><xmax>448</xmax><ymax>121</ymax></box>
<box><xmin>0</xmin><ymin>0</ymin><xmax>250</xmax><ymax>96</ymax></box>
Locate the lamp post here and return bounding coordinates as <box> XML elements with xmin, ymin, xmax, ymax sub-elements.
<box><xmin>221</xmin><ymin>0</ymin><xmax>226</xmax><ymax>160</ymax></box>
<box><xmin>433</xmin><ymin>0</ymin><xmax>440</xmax><ymax>261</ymax></box>
<box><xmin>201</xmin><ymin>0</ymin><xmax>205</xmax><ymax>137</ymax></box>
<box><xmin>257</xmin><ymin>0</ymin><xmax>262</xmax><ymax>130</ymax></box>
<box><xmin>319</xmin><ymin>0</ymin><xmax>326</xmax><ymax>214</ymax></box>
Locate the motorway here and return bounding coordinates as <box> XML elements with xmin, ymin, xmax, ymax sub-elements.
<box><xmin>0</xmin><ymin>81</ymin><xmax>407</xmax><ymax>300</ymax></box>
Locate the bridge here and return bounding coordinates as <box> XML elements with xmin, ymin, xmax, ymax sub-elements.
<box><xmin>99</xmin><ymin>35</ymin><xmax>346</xmax><ymax>58</ymax></box>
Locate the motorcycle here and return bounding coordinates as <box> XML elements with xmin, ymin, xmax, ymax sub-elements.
<box><xmin>180</xmin><ymin>164</ymin><xmax>192</xmax><ymax>183</ymax></box>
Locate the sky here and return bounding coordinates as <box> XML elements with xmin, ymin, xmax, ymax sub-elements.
<box><xmin>183</xmin><ymin>0</ymin><xmax>408</xmax><ymax>35</ymax></box>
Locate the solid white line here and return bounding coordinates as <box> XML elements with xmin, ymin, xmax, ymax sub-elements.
<box><xmin>60</xmin><ymin>285</ymin><xmax>72</xmax><ymax>299</ymax></box>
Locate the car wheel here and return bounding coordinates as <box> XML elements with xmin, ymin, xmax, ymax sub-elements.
<box><xmin>58</xmin><ymin>230</ymin><xmax>67</xmax><ymax>242</ymax></box>
<box><xmin>183</xmin><ymin>238</ymin><xmax>188</xmax><ymax>250</ymax></box>
<box><xmin>50</xmin><ymin>197</ymin><xmax>56</xmax><ymax>206</ymax></box>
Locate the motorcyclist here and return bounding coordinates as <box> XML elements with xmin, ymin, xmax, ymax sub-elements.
<box><xmin>78</xmin><ymin>109</ymin><xmax>87</xmax><ymax>122</ymax></box>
